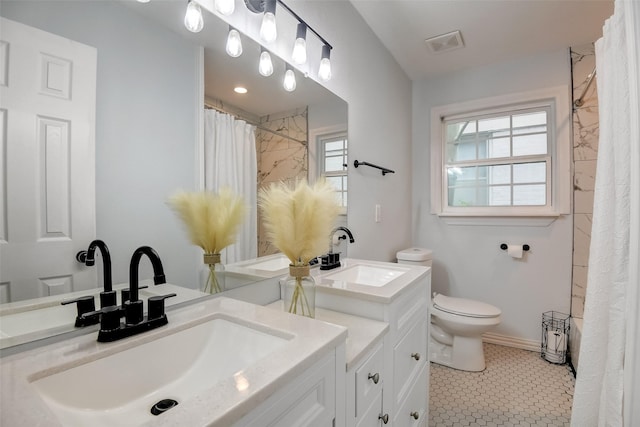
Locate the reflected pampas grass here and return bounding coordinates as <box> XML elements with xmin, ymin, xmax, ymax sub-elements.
<box><xmin>169</xmin><ymin>188</ymin><xmax>246</xmax><ymax>293</ymax></box>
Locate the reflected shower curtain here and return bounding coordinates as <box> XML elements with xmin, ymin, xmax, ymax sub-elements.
<box><xmin>204</xmin><ymin>109</ymin><xmax>257</xmax><ymax>264</ymax></box>
<box><xmin>570</xmin><ymin>0</ymin><xmax>639</xmax><ymax>425</ymax></box>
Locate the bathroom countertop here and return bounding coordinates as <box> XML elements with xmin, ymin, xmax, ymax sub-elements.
<box><xmin>313</xmin><ymin>258</ymin><xmax>430</xmax><ymax>303</ymax></box>
<box><xmin>266</xmin><ymin>301</ymin><xmax>389</xmax><ymax>370</ymax></box>
<box><xmin>0</xmin><ymin>297</ymin><xmax>347</xmax><ymax>427</ymax></box>
<box><xmin>0</xmin><ymin>283</ymin><xmax>206</xmax><ymax>350</ymax></box>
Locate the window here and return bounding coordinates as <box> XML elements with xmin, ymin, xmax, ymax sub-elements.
<box><xmin>431</xmin><ymin>87</ymin><xmax>571</xmax><ymax>219</ymax></box>
<box><xmin>319</xmin><ymin>132</ymin><xmax>348</xmax><ymax>210</ymax></box>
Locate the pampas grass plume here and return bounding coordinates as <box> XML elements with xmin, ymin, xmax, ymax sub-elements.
<box><xmin>259</xmin><ymin>179</ymin><xmax>340</xmax><ymax>265</ymax></box>
<box><xmin>169</xmin><ymin>188</ymin><xmax>246</xmax><ymax>254</ymax></box>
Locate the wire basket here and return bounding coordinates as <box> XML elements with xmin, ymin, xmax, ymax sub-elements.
<box><xmin>541</xmin><ymin>311</ymin><xmax>570</xmax><ymax>364</ymax></box>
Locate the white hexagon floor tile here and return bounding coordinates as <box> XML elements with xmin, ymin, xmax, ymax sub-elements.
<box><xmin>429</xmin><ymin>343</ymin><xmax>574</xmax><ymax>427</ymax></box>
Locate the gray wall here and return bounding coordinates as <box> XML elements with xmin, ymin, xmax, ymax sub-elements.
<box><xmin>412</xmin><ymin>49</ymin><xmax>573</xmax><ymax>343</ymax></box>
<box><xmin>1</xmin><ymin>1</ymin><xmax>201</xmax><ymax>287</ymax></box>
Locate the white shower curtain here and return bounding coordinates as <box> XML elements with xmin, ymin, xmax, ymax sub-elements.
<box><xmin>570</xmin><ymin>1</ymin><xmax>640</xmax><ymax>425</ymax></box>
<box><xmin>204</xmin><ymin>109</ymin><xmax>257</xmax><ymax>264</ymax></box>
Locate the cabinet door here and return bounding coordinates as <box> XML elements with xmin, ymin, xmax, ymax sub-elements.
<box><xmin>392</xmin><ymin>363</ymin><xmax>428</xmax><ymax>427</ymax></box>
<box><xmin>238</xmin><ymin>351</ymin><xmax>336</xmax><ymax>427</ymax></box>
<box><xmin>356</xmin><ymin>390</ymin><xmax>383</xmax><ymax>427</ymax></box>
<box><xmin>393</xmin><ymin>318</ymin><xmax>427</xmax><ymax>407</ymax></box>
<box><xmin>355</xmin><ymin>343</ymin><xmax>384</xmax><ymax>417</ymax></box>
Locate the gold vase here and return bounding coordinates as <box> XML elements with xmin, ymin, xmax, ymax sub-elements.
<box><xmin>203</xmin><ymin>253</ymin><xmax>225</xmax><ymax>294</ymax></box>
<box><xmin>282</xmin><ymin>264</ymin><xmax>316</xmax><ymax>318</ymax></box>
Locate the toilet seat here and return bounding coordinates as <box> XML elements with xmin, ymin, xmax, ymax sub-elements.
<box><xmin>433</xmin><ymin>294</ymin><xmax>501</xmax><ymax>318</ymax></box>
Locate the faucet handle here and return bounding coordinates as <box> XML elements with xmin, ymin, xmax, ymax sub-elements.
<box><xmin>61</xmin><ymin>295</ymin><xmax>98</xmax><ymax>327</ymax></box>
<box><xmin>148</xmin><ymin>293</ymin><xmax>177</xmax><ymax>320</ymax></box>
<box><xmin>99</xmin><ymin>290</ymin><xmax>118</xmax><ymax>309</ymax></box>
<box><xmin>121</xmin><ymin>285</ymin><xmax>149</xmax><ymax>304</ymax></box>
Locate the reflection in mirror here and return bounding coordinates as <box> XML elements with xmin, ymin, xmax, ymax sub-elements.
<box><xmin>0</xmin><ymin>0</ymin><xmax>347</xmax><ymax>350</ymax></box>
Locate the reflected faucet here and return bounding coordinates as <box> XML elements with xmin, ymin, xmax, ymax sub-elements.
<box><xmin>83</xmin><ymin>239</ymin><xmax>116</xmax><ymax>308</ymax></box>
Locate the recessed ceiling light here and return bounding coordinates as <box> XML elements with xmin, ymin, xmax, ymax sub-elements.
<box><xmin>234</xmin><ymin>86</ymin><xmax>248</xmax><ymax>94</ymax></box>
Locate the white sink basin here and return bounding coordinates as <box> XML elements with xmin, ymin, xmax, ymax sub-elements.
<box><xmin>225</xmin><ymin>253</ymin><xmax>293</xmax><ymax>279</ymax></box>
<box><xmin>323</xmin><ymin>264</ymin><xmax>409</xmax><ymax>287</ymax></box>
<box><xmin>246</xmin><ymin>256</ymin><xmax>291</xmax><ymax>272</ymax></box>
<box><xmin>315</xmin><ymin>259</ymin><xmax>429</xmax><ymax>303</ymax></box>
<box><xmin>31</xmin><ymin>317</ymin><xmax>290</xmax><ymax>427</ymax></box>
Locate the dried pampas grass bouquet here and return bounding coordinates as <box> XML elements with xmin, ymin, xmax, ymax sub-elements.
<box><xmin>259</xmin><ymin>178</ymin><xmax>340</xmax><ymax>317</ymax></box>
<box><xmin>169</xmin><ymin>188</ymin><xmax>246</xmax><ymax>293</ymax></box>
<box><xmin>258</xmin><ymin>178</ymin><xmax>340</xmax><ymax>266</ymax></box>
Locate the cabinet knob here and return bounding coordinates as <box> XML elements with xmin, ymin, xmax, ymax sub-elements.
<box><xmin>410</xmin><ymin>411</ymin><xmax>420</xmax><ymax>420</ymax></box>
<box><xmin>411</xmin><ymin>352</ymin><xmax>421</xmax><ymax>361</ymax></box>
<box><xmin>368</xmin><ymin>372</ymin><xmax>380</xmax><ymax>384</ymax></box>
<box><xmin>378</xmin><ymin>413</ymin><xmax>389</xmax><ymax>424</ymax></box>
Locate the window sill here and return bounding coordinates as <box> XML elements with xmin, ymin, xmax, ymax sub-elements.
<box><xmin>436</xmin><ymin>213</ymin><xmax>561</xmax><ymax>227</ymax></box>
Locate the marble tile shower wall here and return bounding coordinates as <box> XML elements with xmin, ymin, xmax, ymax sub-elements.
<box><xmin>571</xmin><ymin>45</ymin><xmax>599</xmax><ymax>319</ymax></box>
<box><xmin>257</xmin><ymin>107</ymin><xmax>309</xmax><ymax>256</ymax></box>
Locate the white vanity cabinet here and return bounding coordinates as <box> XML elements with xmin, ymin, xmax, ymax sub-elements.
<box><xmin>236</xmin><ymin>348</ymin><xmax>340</xmax><ymax>427</ymax></box>
<box><xmin>316</xmin><ymin>261</ymin><xmax>431</xmax><ymax>426</ymax></box>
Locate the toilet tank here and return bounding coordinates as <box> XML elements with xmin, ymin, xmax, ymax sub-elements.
<box><xmin>396</xmin><ymin>248</ymin><xmax>432</xmax><ymax>267</ymax></box>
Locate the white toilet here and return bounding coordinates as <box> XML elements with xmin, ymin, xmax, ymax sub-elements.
<box><xmin>397</xmin><ymin>248</ymin><xmax>502</xmax><ymax>372</ymax></box>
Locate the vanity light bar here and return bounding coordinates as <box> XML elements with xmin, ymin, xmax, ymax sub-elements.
<box><xmin>181</xmin><ymin>0</ymin><xmax>333</xmax><ymax>85</ymax></box>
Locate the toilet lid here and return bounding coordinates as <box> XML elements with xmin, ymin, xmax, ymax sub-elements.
<box><xmin>433</xmin><ymin>294</ymin><xmax>501</xmax><ymax>318</ymax></box>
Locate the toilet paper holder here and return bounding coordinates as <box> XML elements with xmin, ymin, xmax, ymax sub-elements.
<box><xmin>500</xmin><ymin>243</ymin><xmax>530</xmax><ymax>251</ymax></box>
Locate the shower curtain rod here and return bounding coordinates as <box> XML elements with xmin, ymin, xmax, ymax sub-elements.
<box><xmin>574</xmin><ymin>67</ymin><xmax>597</xmax><ymax>108</ymax></box>
<box><xmin>204</xmin><ymin>103</ymin><xmax>307</xmax><ymax>145</ymax></box>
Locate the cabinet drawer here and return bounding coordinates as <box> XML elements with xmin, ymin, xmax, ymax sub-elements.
<box><xmin>393</xmin><ymin>318</ymin><xmax>427</xmax><ymax>406</ymax></box>
<box><xmin>392</xmin><ymin>363</ymin><xmax>428</xmax><ymax>427</ymax></box>
<box><xmin>355</xmin><ymin>342</ymin><xmax>384</xmax><ymax>418</ymax></box>
<box><xmin>391</xmin><ymin>279</ymin><xmax>428</xmax><ymax>340</ymax></box>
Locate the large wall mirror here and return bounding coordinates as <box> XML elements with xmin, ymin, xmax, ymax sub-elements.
<box><xmin>0</xmin><ymin>0</ymin><xmax>347</xmax><ymax>349</ymax></box>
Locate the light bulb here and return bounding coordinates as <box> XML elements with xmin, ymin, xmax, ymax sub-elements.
<box><xmin>226</xmin><ymin>28</ymin><xmax>242</xmax><ymax>57</ymax></box>
<box><xmin>318</xmin><ymin>45</ymin><xmax>332</xmax><ymax>82</ymax></box>
<box><xmin>214</xmin><ymin>0</ymin><xmax>234</xmax><ymax>15</ymax></box>
<box><xmin>259</xmin><ymin>49</ymin><xmax>274</xmax><ymax>76</ymax></box>
<box><xmin>283</xmin><ymin>67</ymin><xmax>296</xmax><ymax>92</ymax></box>
<box><xmin>318</xmin><ymin>58</ymin><xmax>331</xmax><ymax>81</ymax></box>
<box><xmin>291</xmin><ymin>23</ymin><xmax>307</xmax><ymax>65</ymax></box>
<box><xmin>260</xmin><ymin>12</ymin><xmax>277</xmax><ymax>43</ymax></box>
<box><xmin>184</xmin><ymin>1</ymin><xmax>204</xmax><ymax>33</ymax></box>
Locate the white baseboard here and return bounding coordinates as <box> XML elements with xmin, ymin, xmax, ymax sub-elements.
<box><xmin>482</xmin><ymin>332</ymin><xmax>540</xmax><ymax>353</ymax></box>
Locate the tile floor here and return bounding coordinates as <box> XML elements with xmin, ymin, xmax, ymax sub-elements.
<box><xmin>429</xmin><ymin>343</ymin><xmax>575</xmax><ymax>427</ymax></box>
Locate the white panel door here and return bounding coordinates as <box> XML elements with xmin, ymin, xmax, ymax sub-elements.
<box><xmin>0</xmin><ymin>17</ymin><xmax>97</xmax><ymax>303</ymax></box>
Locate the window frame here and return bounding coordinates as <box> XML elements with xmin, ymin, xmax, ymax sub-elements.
<box><xmin>315</xmin><ymin>129</ymin><xmax>348</xmax><ymax>214</ymax></box>
<box><xmin>430</xmin><ymin>86</ymin><xmax>571</xmax><ymax>219</ymax></box>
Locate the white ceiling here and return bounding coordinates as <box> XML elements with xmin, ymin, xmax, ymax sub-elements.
<box><xmin>349</xmin><ymin>0</ymin><xmax>614</xmax><ymax>81</ymax></box>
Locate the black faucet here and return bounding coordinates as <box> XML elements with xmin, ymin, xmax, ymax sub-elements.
<box><xmin>320</xmin><ymin>227</ymin><xmax>355</xmax><ymax>270</ymax></box>
<box><xmin>125</xmin><ymin>246</ymin><xmax>167</xmax><ymax>324</ymax></box>
<box><xmin>81</xmin><ymin>246</ymin><xmax>175</xmax><ymax>342</ymax></box>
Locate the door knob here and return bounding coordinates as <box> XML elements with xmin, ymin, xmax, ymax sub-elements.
<box><xmin>411</xmin><ymin>352</ymin><xmax>421</xmax><ymax>361</ymax></box>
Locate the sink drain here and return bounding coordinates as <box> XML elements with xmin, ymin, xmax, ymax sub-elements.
<box><xmin>150</xmin><ymin>398</ymin><xmax>179</xmax><ymax>416</ymax></box>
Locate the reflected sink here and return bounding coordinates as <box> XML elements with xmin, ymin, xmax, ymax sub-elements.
<box><xmin>31</xmin><ymin>317</ymin><xmax>290</xmax><ymax>427</ymax></box>
<box><xmin>246</xmin><ymin>256</ymin><xmax>291</xmax><ymax>272</ymax></box>
<box><xmin>225</xmin><ymin>253</ymin><xmax>293</xmax><ymax>279</ymax></box>
<box><xmin>323</xmin><ymin>264</ymin><xmax>409</xmax><ymax>287</ymax></box>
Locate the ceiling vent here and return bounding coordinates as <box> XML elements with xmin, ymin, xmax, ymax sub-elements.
<box><xmin>424</xmin><ymin>30</ymin><xmax>465</xmax><ymax>54</ymax></box>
